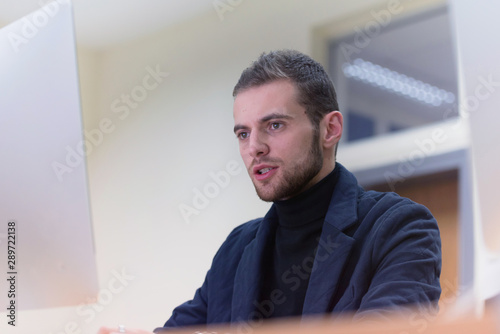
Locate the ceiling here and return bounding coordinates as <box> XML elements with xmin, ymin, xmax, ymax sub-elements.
<box><xmin>0</xmin><ymin>0</ymin><xmax>214</xmax><ymax>48</ymax></box>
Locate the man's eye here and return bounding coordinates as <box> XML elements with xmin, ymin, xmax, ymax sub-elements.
<box><xmin>237</xmin><ymin>132</ymin><xmax>248</xmax><ymax>140</ymax></box>
<box><xmin>270</xmin><ymin>122</ymin><xmax>282</xmax><ymax>130</ymax></box>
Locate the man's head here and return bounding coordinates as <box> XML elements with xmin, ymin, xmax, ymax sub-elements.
<box><xmin>233</xmin><ymin>49</ymin><xmax>339</xmax><ymax>134</ymax></box>
<box><xmin>232</xmin><ymin>50</ymin><xmax>343</xmax><ymax>202</ymax></box>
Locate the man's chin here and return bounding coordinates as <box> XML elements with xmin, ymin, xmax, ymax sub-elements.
<box><xmin>254</xmin><ymin>184</ymin><xmax>292</xmax><ymax>202</ymax></box>
<box><xmin>255</xmin><ymin>190</ymin><xmax>275</xmax><ymax>202</ymax></box>
<box><xmin>254</xmin><ymin>179</ymin><xmax>315</xmax><ymax>202</ymax></box>
<box><xmin>254</xmin><ymin>184</ymin><xmax>278</xmax><ymax>202</ymax></box>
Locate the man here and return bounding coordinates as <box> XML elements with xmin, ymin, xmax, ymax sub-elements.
<box><xmin>99</xmin><ymin>50</ymin><xmax>441</xmax><ymax>334</ymax></box>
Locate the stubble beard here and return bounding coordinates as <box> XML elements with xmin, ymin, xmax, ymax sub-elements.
<box><xmin>254</xmin><ymin>129</ymin><xmax>323</xmax><ymax>202</ymax></box>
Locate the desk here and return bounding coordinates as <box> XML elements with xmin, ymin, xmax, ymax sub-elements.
<box><xmin>158</xmin><ymin>307</ymin><xmax>499</xmax><ymax>334</ymax></box>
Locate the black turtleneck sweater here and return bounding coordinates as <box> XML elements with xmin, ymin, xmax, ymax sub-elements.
<box><xmin>258</xmin><ymin>166</ymin><xmax>340</xmax><ymax>319</ymax></box>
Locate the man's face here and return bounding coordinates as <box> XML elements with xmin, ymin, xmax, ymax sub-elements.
<box><xmin>233</xmin><ymin>80</ymin><xmax>325</xmax><ymax>202</ymax></box>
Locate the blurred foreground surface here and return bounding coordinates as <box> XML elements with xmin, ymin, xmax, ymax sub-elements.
<box><xmin>159</xmin><ymin>304</ymin><xmax>500</xmax><ymax>334</ymax></box>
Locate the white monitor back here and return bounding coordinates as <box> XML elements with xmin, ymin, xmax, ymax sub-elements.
<box><xmin>0</xmin><ymin>1</ymin><xmax>98</xmax><ymax>310</ymax></box>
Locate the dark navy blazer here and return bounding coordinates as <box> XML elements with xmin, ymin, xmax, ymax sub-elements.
<box><xmin>161</xmin><ymin>164</ymin><xmax>441</xmax><ymax>329</ymax></box>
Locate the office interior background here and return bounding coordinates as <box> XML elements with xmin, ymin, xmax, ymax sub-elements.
<box><xmin>0</xmin><ymin>0</ymin><xmax>499</xmax><ymax>332</ymax></box>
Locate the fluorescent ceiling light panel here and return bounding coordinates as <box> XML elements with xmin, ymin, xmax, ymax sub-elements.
<box><xmin>342</xmin><ymin>58</ymin><xmax>455</xmax><ymax>107</ymax></box>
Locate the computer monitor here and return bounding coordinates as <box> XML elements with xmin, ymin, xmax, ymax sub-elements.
<box><xmin>0</xmin><ymin>1</ymin><xmax>98</xmax><ymax>310</ymax></box>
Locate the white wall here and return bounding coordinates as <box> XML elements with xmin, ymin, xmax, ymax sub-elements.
<box><xmin>450</xmin><ymin>0</ymin><xmax>500</xmax><ymax>310</ymax></box>
<box><xmin>451</xmin><ymin>0</ymin><xmax>500</xmax><ymax>254</ymax></box>
<box><xmin>77</xmin><ymin>47</ymin><xmax>101</xmax><ymax>132</ymax></box>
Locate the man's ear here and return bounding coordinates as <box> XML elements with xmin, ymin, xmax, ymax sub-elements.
<box><xmin>321</xmin><ymin>111</ymin><xmax>343</xmax><ymax>149</ymax></box>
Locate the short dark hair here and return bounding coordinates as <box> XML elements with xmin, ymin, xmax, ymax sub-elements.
<box><xmin>233</xmin><ymin>49</ymin><xmax>339</xmax><ymax>130</ymax></box>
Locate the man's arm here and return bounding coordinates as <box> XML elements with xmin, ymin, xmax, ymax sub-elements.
<box><xmin>355</xmin><ymin>199</ymin><xmax>441</xmax><ymax>319</ymax></box>
<box><xmin>160</xmin><ymin>278</ymin><xmax>209</xmax><ymax>328</ymax></box>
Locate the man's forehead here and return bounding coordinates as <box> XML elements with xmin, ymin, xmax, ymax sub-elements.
<box><xmin>234</xmin><ymin>79</ymin><xmax>298</xmax><ymax>99</ymax></box>
<box><xmin>233</xmin><ymin>81</ymin><xmax>303</xmax><ymax>119</ymax></box>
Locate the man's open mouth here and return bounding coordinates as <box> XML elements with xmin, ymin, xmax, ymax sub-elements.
<box><xmin>253</xmin><ymin>165</ymin><xmax>278</xmax><ymax>180</ymax></box>
<box><xmin>258</xmin><ymin>167</ymin><xmax>274</xmax><ymax>174</ymax></box>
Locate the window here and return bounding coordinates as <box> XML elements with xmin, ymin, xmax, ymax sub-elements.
<box><xmin>328</xmin><ymin>6</ymin><xmax>458</xmax><ymax>143</ymax></box>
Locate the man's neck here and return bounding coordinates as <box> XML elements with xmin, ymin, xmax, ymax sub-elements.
<box><xmin>274</xmin><ymin>166</ymin><xmax>339</xmax><ymax>227</ymax></box>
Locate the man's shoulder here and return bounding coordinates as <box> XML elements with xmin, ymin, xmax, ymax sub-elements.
<box><xmin>358</xmin><ymin>188</ymin><xmax>433</xmax><ymax>219</ymax></box>
<box><xmin>334</xmin><ymin>163</ymin><xmax>425</xmax><ymax>215</ymax></box>
<box><xmin>354</xmin><ymin>188</ymin><xmax>438</xmax><ymax>245</ymax></box>
<box><xmin>336</xmin><ymin>163</ymin><xmax>425</xmax><ymax>211</ymax></box>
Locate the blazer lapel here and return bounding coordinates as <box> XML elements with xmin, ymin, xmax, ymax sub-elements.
<box><xmin>303</xmin><ymin>164</ymin><xmax>360</xmax><ymax>315</ymax></box>
<box><xmin>231</xmin><ymin>207</ymin><xmax>278</xmax><ymax>322</ymax></box>
<box><xmin>302</xmin><ymin>224</ymin><xmax>355</xmax><ymax>315</ymax></box>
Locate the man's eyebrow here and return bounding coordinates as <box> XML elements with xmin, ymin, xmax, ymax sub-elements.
<box><xmin>233</xmin><ymin>124</ymin><xmax>248</xmax><ymax>134</ymax></box>
<box><xmin>260</xmin><ymin>113</ymin><xmax>293</xmax><ymax>123</ymax></box>
<box><xmin>233</xmin><ymin>113</ymin><xmax>293</xmax><ymax>134</ymax></box>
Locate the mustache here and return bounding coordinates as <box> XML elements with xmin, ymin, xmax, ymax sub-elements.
<box><xmin>250</xmin><ymin>158</ymin><xmax>283</xmax><ymax>168</ymax></box>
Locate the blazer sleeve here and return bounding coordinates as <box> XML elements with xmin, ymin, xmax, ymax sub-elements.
<box><xmin>355</xmin><ymin>198</ymin><xmax>442</xmax><ymax>319</ymax></box>
<box><xmin>158</xmin><ymin>273</ymin><xmax>210</xmax><ymax>329</ymax></box>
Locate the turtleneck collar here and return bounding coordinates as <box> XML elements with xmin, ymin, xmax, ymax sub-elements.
<box><xmin>273</xmin><ymin>165</ymin><xmax>339</xmax><ymax>228</ymax></box>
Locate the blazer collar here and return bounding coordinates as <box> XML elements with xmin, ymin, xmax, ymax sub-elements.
<box><xmin>303</xmin><ymin>163</ymin><xmax>360</xmax><ymax>315</ymax></box>
<box><xmin>231</xmin><ymin>163</ymin><xmax>361</xmax><ymax>320</ymax></box>
<box><xmin>324</xmin><ymin>163</ymin><xmax>360</xmax><ymax>232</ymax></box>
<box><xmin>231</xmin><ymin>207</ymin><xmax>278</xmax><ymax>322</ymax></box>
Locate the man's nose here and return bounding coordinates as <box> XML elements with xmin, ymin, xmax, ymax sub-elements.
<box><xmin>248</xmin><ymin>132</ymin><xmax>269</xmax><ymax>158</ymax></box>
